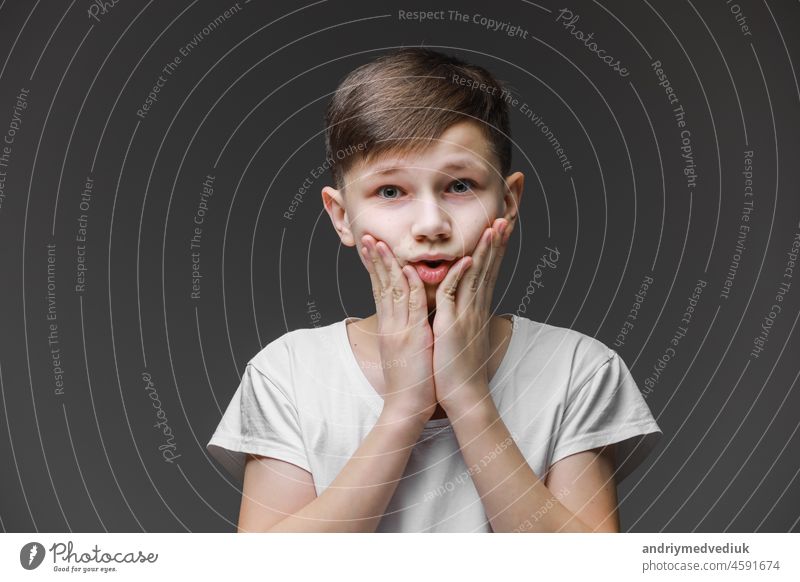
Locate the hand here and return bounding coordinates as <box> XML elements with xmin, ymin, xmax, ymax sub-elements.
<box><xmin>359</xmin><ymin>234</ymin><xmax>437</xmax><ymax>424</ymax></box>
<box><xmin>432</xmin><ymin>217</ymin><xmax>513</xmax><ymax>415</ymax></box>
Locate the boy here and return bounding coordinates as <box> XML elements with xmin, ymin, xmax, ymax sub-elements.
<box><xmin>207</xmin><ymin>48</ymin><xmax>661</xmax><ymax>532</ymax></box>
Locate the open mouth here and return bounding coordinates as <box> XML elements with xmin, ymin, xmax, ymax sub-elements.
<box><xmin>422</xmin><ymin>260</ymin><xmax>446</xmax><ymax>268</ymax></box>
<box><xmin>410</xmin><ymin>259</ymin><xmax>454</xmax><ymax>284</ymax></box>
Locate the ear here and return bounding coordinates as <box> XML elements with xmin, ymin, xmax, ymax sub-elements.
<box><xmin>502</xmin><ymin>171</ymin><xmax>523</xmax><ymax>224</ymax></box>
<box><xmin>321</xmin><ymin>185</ymin><xmax>356</xmax><ymax>247</ymax></box>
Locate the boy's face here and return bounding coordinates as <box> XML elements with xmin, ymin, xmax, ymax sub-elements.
<box><xmin>323</xmin><ymin>120</ymin><xmax>523</xmax><ymax>311</ymax></box>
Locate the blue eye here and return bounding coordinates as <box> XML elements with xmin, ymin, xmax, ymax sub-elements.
<box><xmin>448</xmin><ymin>179</ymin><xmax>476</xmax><ymax>194</ymax></box>
<box><xmin>375</xmin><ymin>179</ymin><xmax>476</xmax><ymax>199</ymax></box>
<box><xmin>376</xmin><ymin>185</ymin><xmax>403</xmax><ymax>199</ymax></box>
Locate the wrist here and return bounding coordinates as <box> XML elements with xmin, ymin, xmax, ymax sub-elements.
<box><xmin>377</xmin><ymin>405</ymin><xmax>430</xmax><ymax>431</ymax></box>
<box><xmin>443</xmin><ymin>396</ymin><xmax>499</xmax><ymax>426</ymax></box>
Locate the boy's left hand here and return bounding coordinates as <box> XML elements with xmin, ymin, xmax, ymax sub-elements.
<box><xmin>432</xmin><ymin>217</ymin><xmax>512</xmax><ymax>415</ymax></box>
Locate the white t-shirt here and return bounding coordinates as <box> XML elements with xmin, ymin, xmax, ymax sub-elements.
<box><xmin>207</xmin><ymin>313</ymin><xmax>662</xmax><ymax>532</ymax></box>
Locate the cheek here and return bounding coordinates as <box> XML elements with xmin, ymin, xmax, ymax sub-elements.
<box><xmin>456</xmin><ymin>212</ymin><xmax>495</xmax><ymax>252</ymax></box>
<box><xmin>461</xmin><ymin>230</ymin><xmax>486</xmax><ymax>256</ymax></box>
<box><xmin>356</xmin><ymin>226</ymin><xmax>403</xmax><ymax>255</ymax></box>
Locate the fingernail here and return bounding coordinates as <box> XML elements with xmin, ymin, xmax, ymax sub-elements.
<box><xmin>498</xmin><ymin>220</ymin><xmax>507</xmax><ymax>234</ymax></box>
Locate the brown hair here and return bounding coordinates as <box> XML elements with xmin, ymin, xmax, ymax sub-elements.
<box><xmin>323</xmin><ymin>47</ymin><xmax>512</xmax><ymax>190</ymax></box>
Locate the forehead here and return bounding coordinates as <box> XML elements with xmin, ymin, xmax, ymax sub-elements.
<box><xmin>348</xmin><ymin>121</ymin><xmax>497</xmax><ymax>181</ymax></box>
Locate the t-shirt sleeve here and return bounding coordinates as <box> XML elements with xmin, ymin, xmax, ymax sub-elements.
<box><xmin>550</xmin><ymin>349</ymin><xmax>662</xmax><ymax>484</ymax></box>
<box><xmin>206</xmin><ymin>362</ymin><xmax>311</xmax><ymax>484</ymax></box>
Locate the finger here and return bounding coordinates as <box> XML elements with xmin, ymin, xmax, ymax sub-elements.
<box><xmin>360</xmin><ymin>240</ymin><xmax>384</xmax><ymax>314</ymax></box>
<box><xmin>479</xmin><ymin>219</ymin><xmax>505</xmax><ymax>283</ymax></box>
<box><xmin>501</xmin><ymin>217</ymin><xmax>514</xmax><ymax>245</ymax></box>
<box><xmin>378</xmin><ymin>240</ymin><xmax>408</xmax><ymax>323</ymax></box>
<box><xmin>435</xmin><ymin>255</ymin><xmax>473</xmax><ymax>316</ymax></box>
<box><xmin>362</xmin><ymin>235</ymin><xmax>385</xmax><ymax>286</ymax></box>
<box><xmin>401</xmin><ymin>263</ymin><xmax>428</xmax><ymax>330</ymax></box>
<box><xmin>366</xmin><ymin>235</ymin><xmax>389</xmax><ymax>301</ymax></box>
<box><xmin>461</xmin><ymin>227</ymin><xmax>494</xmax><ymax>308</ymax></box>
<box><xmin>363</xmin><ymin>236</ymin><xmax>390</xmax><ymax>310</ymax></box>
<box><xmin>373</xmin><ymin>240</ymin><xmax>398</xmax><ymax>319</ymax></box>
<box><xmin>482</xmin><ymin>219</ymin><xmax>509</xmax><ymax>313</ymax></box>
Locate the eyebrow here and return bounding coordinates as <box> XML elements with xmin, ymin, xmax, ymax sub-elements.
<box><xmin>369</xmin><ymin>158</ymin><xmax>489</xmax><ymax>176</ymax></box>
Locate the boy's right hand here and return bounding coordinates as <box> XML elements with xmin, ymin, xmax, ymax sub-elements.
<box><xmin>359</xmin><ymin>234</ymin><xmax>436</xmax><ymax>425</ymax></box>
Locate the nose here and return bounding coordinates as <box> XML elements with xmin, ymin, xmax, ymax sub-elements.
<box><xmin>409</xmin><ymin>193</ymin><xmax>452</xmax><ymax>241</ymax></box>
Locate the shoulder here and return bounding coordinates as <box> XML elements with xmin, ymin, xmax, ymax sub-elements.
<box><xmin>247</xmin><ymin>321</ymin><xmax>342</xmax><ymax>394</ymax></box>
<box><xmin>512</xmin><ymin>315</ymin><xmax>617</xmax><ymax>386</ymax></box>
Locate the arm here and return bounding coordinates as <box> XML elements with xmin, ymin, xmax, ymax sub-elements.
<box><xmin>238</xmin><ymin>224</ymin><xmax>440</xmax><ymax>531</ymax></box>
<box><xmin>429</xmin><ymin>218</ymin><xmax>620</xmax><ymax>531</ymax></box>
<box><xmin>448</xmin><ymin>395</ymin><xmax>619</xmax><ymax>533</ymax></box>
<box><xmin>239</xmin><ymin>408</ymin><xmax>426</xmax><ymax>533</ymax></box>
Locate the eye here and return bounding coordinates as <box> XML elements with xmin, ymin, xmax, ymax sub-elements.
<box><xmin>376</xmin><ymin>185</ymin><xmax>403</xmax><ymax>199</ymax></box>
<box><xmin>447</xmin><ymin>179</ymin><xmax>476</xmax><ymax>194</ymax></box>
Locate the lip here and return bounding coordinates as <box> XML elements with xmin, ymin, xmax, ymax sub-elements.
<box><xmin>408</xmin><ymin>253</ymin><xmax>456</xmax><ymax>262</ymax></box>
<box><xmin>411</xmin><ymin>261</ymin><xmax>452</xmax><ymax>284</ymax></box>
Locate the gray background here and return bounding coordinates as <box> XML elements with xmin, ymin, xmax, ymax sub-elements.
<box><xmin>0</xmin><ymin>0</ymin><xmax>798</xmax><ymax>532</ymax></box>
